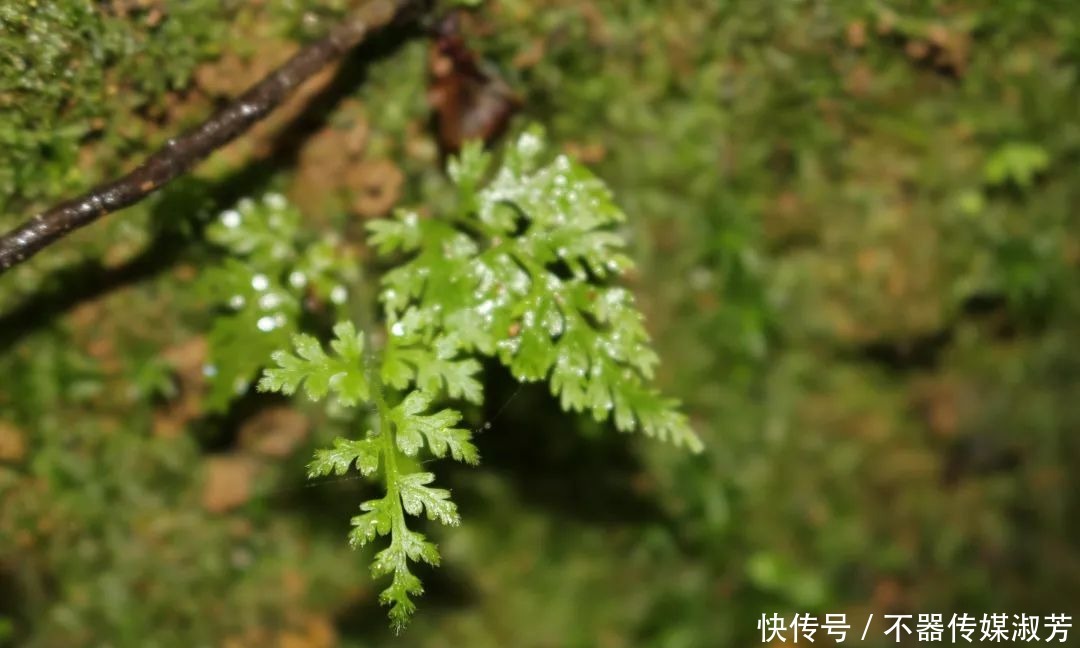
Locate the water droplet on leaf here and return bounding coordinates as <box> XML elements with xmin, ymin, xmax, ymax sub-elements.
<box><xmin>258</xmin><ymin>293</ymin><xmax>281</xmax><ymax>310</ymax></box>
<box><xmin>256</xmin><ymin>316</ymin><xmax>277</xmax><ymax>332</ymax></box>
<box><xmin>251</xmin><ymin>274</ymin><xmax>269</xmax><ymax>291</ymax></box>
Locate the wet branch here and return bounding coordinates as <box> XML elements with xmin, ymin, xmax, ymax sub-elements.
<box><xmin>0</xmin><ymin>0</ymin><xmax>427</xmax><ymax>276</ymax></box>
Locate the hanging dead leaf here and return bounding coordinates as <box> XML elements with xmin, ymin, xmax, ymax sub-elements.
<box><xmin>428</xmin><ymin>11</ymin><xmax>522</xmax><ymax>157</ymax></box>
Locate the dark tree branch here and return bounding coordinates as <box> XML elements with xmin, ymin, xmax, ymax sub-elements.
<box><xmin>0</xmin><ymin>0</ymin><xmax>427</xmax><ymax>276</ymax></box>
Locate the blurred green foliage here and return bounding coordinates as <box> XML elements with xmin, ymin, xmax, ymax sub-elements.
<box><xmin>2</xmin><ymin>0</ymin><xmax>1079</xmax><ymax>647</ymax></box>
<box><xmin>202</xmin><ymin>194</ymin><xmax>359</xmax><ymax>411</ymax></box>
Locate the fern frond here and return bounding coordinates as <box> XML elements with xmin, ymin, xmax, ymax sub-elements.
<box><xmin>255</xmin><ymin>123</ymin><xmax>701</xmax><ymax>632</ymax></box>
<box><xmin>259</xmin><ymin>322</ymin><xmax>370</xmax><ymax>407</ymax></box>
<box><xmin>369</xmin><ymin>126</ymin><xmax>703</xmax><ymax>451</ymax></box>
<box><xmin>202</xmin><ymin>194</ymin><xmax>357</xmax><ymax>410</ymax></box>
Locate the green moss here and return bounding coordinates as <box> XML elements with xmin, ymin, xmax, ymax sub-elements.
<box><xmin>0</xmin><ymin>1</ymin><xmax>229</xmax><ymax>216</ymax></box>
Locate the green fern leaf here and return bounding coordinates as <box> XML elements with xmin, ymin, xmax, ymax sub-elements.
<box><xmin>397</xmin><ymin>472</ymin><xmax>461</xmax><ymax>525</ymax></box>
<box><xmin>390</xmin><ymin>391</ymin><xmax>478</xmax><ymax>464</ymax></box>
<box><xmin>259</xmin><ymin>322</ymin><xmax>369</xmax><ymax>406</ymax></box>
<box><xmin>308</xmin><ymin>436</ymin><xmax>380</xmax><ymax>477</ymax></box>
<box><xmin>349</xmin><ymin>495</ymin><xmax>395</xmax><ymax>548</ymax></box>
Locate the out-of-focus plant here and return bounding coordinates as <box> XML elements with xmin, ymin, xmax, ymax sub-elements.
<box><xmin>201</xmin><ymin>194</ymin><xmax>359</xmax><ymax>411</ymax></box>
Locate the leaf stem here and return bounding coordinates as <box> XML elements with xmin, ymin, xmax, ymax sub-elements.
<box><xmin>369</xmin><ymin>351</ymin><xmax>408</xmax><ymax>533</ymax></box>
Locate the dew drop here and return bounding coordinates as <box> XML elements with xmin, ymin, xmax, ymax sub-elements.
<box><xmin>264</xmin><ymin>193</ymin><xmax>287</xmax><ymax>209</ymax></box>
<box><xmin>228</xmin><ymin>294</ymin><xmax>245</xmax><ymax>310</ymax></box>
<box><xmin>288</xmin><ymin>271</ymin><xmax>307</xmax><ymax>289</ymax></box>
<box><xmin>256</xmin><ymin>315</ymin><xmax>277</xmax><ymax>332</ymax></box>
<box><xmin>518</xmin><ymin>131</ymin><xmax>542</xmax><ymax>158</ymax></box>
<box><xmin>544</xmin><ymin>310</ymin><xmax>565</xmax><ymax>337</ymax></box>
<box><xmin>330</xmin><ymin>285</ymin><xmax>347</xmax><ymax>304</ymax></box>
<box><xmin>221</xmin><ymin>209</ymin><xmax>241</xmax><ymax>228</ymax></box>
<box><xmin>258</xmin><ymin>292</ymin><xmax>281</xmax><ymax>310</ymax></box>
<box><xmin>390</xmin><ymin>321</ymin><xmax>405</xmax><ymax>337</ymax></box>
<box><xmin>251</xmin><ymin>274</ymin><xmax>269</xmax><ymax>291</ymax></box>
